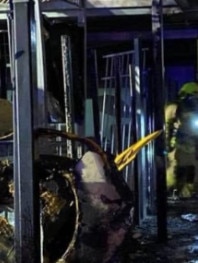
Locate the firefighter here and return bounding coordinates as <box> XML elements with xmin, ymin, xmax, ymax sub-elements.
<box><xmin>166</xmin><ymin>82</ymin><xmax>198</xmax><ymax>198</ymax></box>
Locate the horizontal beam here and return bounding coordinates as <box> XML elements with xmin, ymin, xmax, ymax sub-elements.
<box><xmin>43</xmin><ymin>8</ymin><xmax>154</xmax><ymax>18</ymax></box>
<box><xmin>87</xmin><ymin>28</ymin><xmax>198</xmax><ymax>45</ymax></box>
<box><xmin>0</xmin><ymin>1</ymin><xmax>181</xmax><ymax>17</ymax></box>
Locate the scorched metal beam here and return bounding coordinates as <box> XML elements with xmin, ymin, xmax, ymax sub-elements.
<box><xmin>12</xmin><ymin>0</ymin><xmax>41</xmax><ymax>262</ymax></box>
<box><xmin>151</xmin><ymin>0</ymin><xmax>167</xmax><ymax>243</ymax></box>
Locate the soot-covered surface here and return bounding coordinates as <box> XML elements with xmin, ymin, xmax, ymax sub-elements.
<box><xmin>121</xmin><ymin>199</ymin><xmax>198</xmax><ymax>263</ymax></box>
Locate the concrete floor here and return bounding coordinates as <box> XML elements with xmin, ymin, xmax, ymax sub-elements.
<box><xmin>122</xmin><ymin>200</ymin><xmax>198</xmax><ymax>263</ymax></box>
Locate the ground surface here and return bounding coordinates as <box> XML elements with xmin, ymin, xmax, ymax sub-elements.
<box><xmin>123</xmin><ymin>199</ymin><xmax>198</xmax><ymax>263</ymax></box>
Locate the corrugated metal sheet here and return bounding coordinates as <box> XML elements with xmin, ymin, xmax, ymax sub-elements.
<box><xmin>0</xmin><ymin>0</ymin><xmax>178</xmax><ymax>7</ymax></box>
<box><xmin>86</xmin><ymin>0</ymin><xmax>177</xmax><ymax>7</ymax></box>
<box><xmin>0</xmin><ymin>0</ymin><xmax>180</xmax><ymax>19</ymax></box>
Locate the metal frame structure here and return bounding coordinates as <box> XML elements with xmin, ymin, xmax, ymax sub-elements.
<box><xmin>151</xmin><ymin>0</ymin><xmax>167</xmax><ymax>242</ymax></box>
<box><xmin>12</xmin><ymin>0</ymin><xmax>40</xmax><ymax>261</ymax></box>
<box><xmin>133</xmin><ymin>38</ymin><xmax>148</xmax><ymax>224</ymax></box>
<box><xmin>0</xmin><ymin>0</ymin><xmax>189</xmax><ymax>262</ymax></box>
<box><xmin>97</xmin><ymin>42</ymin><xmax>156</xmax><ymax>227</ymax></box>
<box><xmin>0</xmin><ymin>0</ymin><xmax>182</xmax><ymax>21</ymax></box>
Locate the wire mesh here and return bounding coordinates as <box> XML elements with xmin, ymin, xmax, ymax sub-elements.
<box><xmin>100</xmin><ymin>51</ymin><xmax>134</xmax><ymax>155</ymax></box>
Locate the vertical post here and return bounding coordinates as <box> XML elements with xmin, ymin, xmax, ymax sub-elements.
<box><xmin>61</xmin><ymin>35</ymin><xmax>74</xmax><ymax>157</ymax></box>
<box><xmin>81</xmin><ymin>0</ymin><xmax>87</xmax><ymax>101</ymax></box>
<box><xmin>133</xmin><ymin>38</ymin><xmax>147</xmax><ymax>223</ymax></box>
<box><xmin>34</xmin><ymin>0</ymin><xmax>47</xmax><ymax>127</ymax></box>
<box><xmin>132</xmin><ymin>39</ymin><xmax>143</xmax><ymax>224</ymax></box>
<box><xmin>100</xmin><ymin>56</ymin><xmax>109</xmax><ymax>147</ymax></box>
<box><xmin>114</xmin><ymin>57</ymin><xmax>122</xmax><ymax>154</ymax></box>
<box><xmin>78</xmin><ymin>0</ymin><xmax>87</xmax><ymax>139</ymax></box>
<box><xmin>12</xmin><ymin>0</ymin><xmax>41</xmax><ymax>262</ymax></box>
<box><xmin>85</xmin><ymin>49</ymin><xmax>100</xmax><ymax>143</ymax></box>
<box><xmin>78</xmin><ymin>0</ymin><xmax>87</xmax><ymax>137</ymax></box>
<box><xmin>151</xmin><ymin>0</ymin><xmax>167</xmax><ymax>242</ymax></box>
<box><xmin>92</xmin><ymin>50</ymin><xmax>101</xmax><ymax>142</ymax></box>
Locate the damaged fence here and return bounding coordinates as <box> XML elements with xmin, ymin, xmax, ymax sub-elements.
<box><xmin>0</xmin><ymin>127</ymin><xmax>160</xmax><ymax>263</ymax></box>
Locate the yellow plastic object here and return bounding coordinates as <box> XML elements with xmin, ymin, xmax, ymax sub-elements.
<box><xmin>114</xmin><ymin>130</ymin><xmax>162</xmax><ymax>171</ymax></box>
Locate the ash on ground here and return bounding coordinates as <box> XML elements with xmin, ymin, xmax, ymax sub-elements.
<box><xmin>122</xmin><ymin>200</ymin><xmax>198</xmax><ymax>263</ymax></box>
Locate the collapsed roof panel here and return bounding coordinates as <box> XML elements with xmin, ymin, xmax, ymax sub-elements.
<box><xmin>0</xmin><ymin>0</ymin><xmax>182</xmax><ymax>21</ymax></box>
<box><xmin>85</xmin><ymin>0</ymin><xmax>178</xmax><ymax>7</ymax></box>
<box><xmin>0</xmin><ymin>0</ymin><xmax>180</xmax><ymax>11</ymax></box>
<box><xmin>0</xmin><ymin>0</ymin><xmax>178</xmax><ymax>5</ymax></box>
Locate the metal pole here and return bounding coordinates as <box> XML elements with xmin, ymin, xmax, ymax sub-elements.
<box><xmin>85</xmin><ymin>49</ymin><xmax>100</xmax><ymax>141</ymax></box>
<box><xmin>78</xmin><ymin>0</ymin><xmax>87</xmax><ymax>137</ymax></box>
<box><xmin>61</xmin><ymin>35</ymin><xmax>74</xmax><ymax>158</ymax></box>
<box><xmin>12</xmin><ymin>0</ymin><xmax>41</xmax><ymax>261</ymax></box>
<box><xmin>114</xmin><ymin>57</ymin><xmax>122</xmax><ymax>154</ymax></box>
<box><xmin>100</xmin><ymin>57</ymin><xmax>109</xmax><ymax>147</ymax></box>
<box><xmin>132</xmin><ymin>39</ymin><xmax>142</xmax><ymax>224</ymax></box>
<box><xmin>34</xmin><ymin>0</ymin><xmax>47</xmax><ymax>127</ymax></box>
<box><xmin>134</xmin><ymin>38</ymin><xmax>147</xmax><ymax>223</ymax></box>
<box><xmin>82</xmin><ymin>0</ymin><xmax>87</xmax><ymax>101</ymax></box>
<box><xmin>151</xmin><ymin>0</ymin><xmax>167</xmax><ymax>243</ymax></box>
